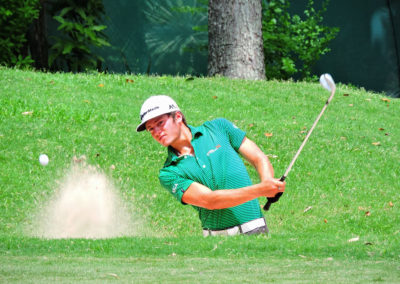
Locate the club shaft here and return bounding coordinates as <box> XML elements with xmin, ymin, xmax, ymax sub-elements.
<box><xmin>282</xmin><ymin>87</ymin><xmax>336</xmax><ymax>179</ymax></box>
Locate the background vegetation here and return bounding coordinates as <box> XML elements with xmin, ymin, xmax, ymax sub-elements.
<box><xmin>143</xmin><ymin>0</ymin><xmax>208</xmax><ymax>75</ymax></box>
<box><xmin>1</xmin><ymin>0</ymin><xmax>338</xmax><ymax>80</ymax></box>
<box><xmin>262</xmin><ymin>0</ymin><xmax>339</xmax><ymax>80</ymax></box>
<box><xmin>0</xmin><ymin>0</ymin><xmax>40</xmax><ymax>67</ymax></box>
<box><xmin>47</xmin><ymin>0</ymin><xmax>110</xmax><ymax>72</ymax></box>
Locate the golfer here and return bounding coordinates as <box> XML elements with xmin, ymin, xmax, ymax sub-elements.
<box><xmin>137</xmin><ymin>95</ymin><xmax>285</xmax><ymax>236</ymax></box>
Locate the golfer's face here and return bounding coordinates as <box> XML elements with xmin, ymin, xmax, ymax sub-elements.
<box><xmin>145</xmin><ymin>114</ymin><xmax>179</xmax><ymax>146</ymax></box>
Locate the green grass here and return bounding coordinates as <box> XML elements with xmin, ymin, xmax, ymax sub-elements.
<box><xmin>1</xmin><ymin>67</ymin><xmax>399</xmax><ymax>282</ymax></box>
<box><xmin>2</xmin><ymin>255</ymin><xmax>399</xmax><ymax>283</ymax></box>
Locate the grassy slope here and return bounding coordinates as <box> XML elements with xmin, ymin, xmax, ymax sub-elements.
<box><xmin>0</xmin><ymin>67</ymin><xmax>399</xmax><ymax>282</ymax></box>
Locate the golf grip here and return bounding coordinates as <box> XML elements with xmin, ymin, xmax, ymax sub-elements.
<box><xmin>263</xmin><ymin>175</ymin><xmax>286</xmax><ymax>211</ymax></box>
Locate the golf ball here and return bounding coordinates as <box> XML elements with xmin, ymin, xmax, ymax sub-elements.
<box><xmin>39</xmin><ymin>154</ymin><xmax>49</xmax><ymax>166</ymax></box>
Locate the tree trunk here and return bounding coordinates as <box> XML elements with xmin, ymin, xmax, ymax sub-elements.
<box><xmin>27</xmin><ymin>0</ymin><xmax>49</xmax><ymax>70</ymax></box>
<box><xmin>208</xmin><ymin>0</ymin><xmax>265</xmax><ymax>80</ymax></box>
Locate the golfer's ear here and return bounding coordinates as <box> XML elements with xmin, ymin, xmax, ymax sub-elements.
<box><xmin>175</xmin><ymin>111</ymin><xmax>183</xmax><ymax>123</ymax></box>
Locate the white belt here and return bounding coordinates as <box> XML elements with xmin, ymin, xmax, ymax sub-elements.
<box><xmin>203</xmin><ymin>217</ymin><xmax>266</xmax><ymax>236</ymax></box>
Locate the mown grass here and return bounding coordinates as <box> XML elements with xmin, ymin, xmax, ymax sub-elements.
<box><xmin>2</xmin><ymin>255</ymin><xmax>399</xmax><ymax>283</ymax></box>
<box><xmin>0</xmin><ymin>67</ymin><xmax>399</xmax><ymax>282</ymax></box>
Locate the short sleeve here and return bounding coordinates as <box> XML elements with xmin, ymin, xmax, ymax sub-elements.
<box><xmin>214</xmin><ymin>118</ymin><xmax>246</xmax><ymax>151</ymax></box>
<box><xmin>159</xmin><ymin>168</ymin><xmax>194</xmax><ymax>204</ymax></box>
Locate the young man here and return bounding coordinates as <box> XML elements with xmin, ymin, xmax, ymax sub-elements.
<box><xmin>137</xmin><ymin>95</ymin><xmax>285</xmax><ymax>236</ymax></box>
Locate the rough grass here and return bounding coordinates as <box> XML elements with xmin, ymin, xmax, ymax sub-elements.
<box><xmin>0</xmin><ymin>67</ymin><xmax>399</xmax><ymax>282</ymax></box>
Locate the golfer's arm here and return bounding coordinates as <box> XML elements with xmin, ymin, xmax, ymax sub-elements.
<box><xmin>182</xmin><ymin>182</ymin><xmax>266</xmax><ymax>210</ymax></box>
<box><xmin>181</xmin><ymin>137</ymin><xmax>280</xmax><ymax>210</ymax></box>
<box><xmin>239</xmin><ymin>137</ymin><xmax>274</xmax><ymax>181</ymax></box>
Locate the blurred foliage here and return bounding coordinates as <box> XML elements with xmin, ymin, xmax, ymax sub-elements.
<box><xmin>48</xmin><ymin>0</ymin><xmax>110</xmax><ymax>72</ymax></box>
<box><xmin>143</xmin><ymin>0</ymin><xmax>207</xmax><ymax>75</ymax></box>
<box><xmin>262</xmin><ymin>0</ymin><xmax>339</xmax><ymax>80</ymax></box>
<box><xmin>0</xmin><ymin>0</ymin><xmax>40</xmax><ymax>67</ymax></box>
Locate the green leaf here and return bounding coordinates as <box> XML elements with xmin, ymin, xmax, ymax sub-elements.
<box><xmin>95</xmin><ymin>38</ymin><xmax>111</xmax><ymax>47</ymax></box>
<box><xmin>76</xmin><ymin>8</ymin><xmax>87</xmax><ymax>21</ymax></box>
<box><xmin>59</xmin><ymin>7</ymin><xmax>73</xmax><ymax>17</ymax></box>
<box><xmin>91</xmin><ymin>25</ymin><xmax>107</xmax><ymax>32</ymax></box>
<box><xmin>53</xmin><ymin>15</ymin><xmax>65</xmax><ymax>25</ymax></box>
<box><xmin>48</xmin><ymin>53</ymin><xmax>58</xmax><ymax>67</ymax></box>
<box><xmin>62</xmin><ymin>42</ymin><xmax>74</xmax><ymax>55</ymax></box>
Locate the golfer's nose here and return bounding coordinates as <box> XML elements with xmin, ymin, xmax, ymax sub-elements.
<box><xmin>152</xmin><ymin>126</ymin><xmax>164</xmax><ymax>138</ymax></box>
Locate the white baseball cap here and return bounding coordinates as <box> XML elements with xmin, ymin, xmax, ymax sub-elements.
<box><xmin>136</xmin><ymin>95</ymin><xmax>180</xmax><ymax>132</ymax></box>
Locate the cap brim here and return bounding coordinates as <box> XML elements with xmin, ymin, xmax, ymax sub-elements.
<box><xmin>136</xmin><ymin>121</ymin><xmax>147</xmax><ymax>132</ymax></box>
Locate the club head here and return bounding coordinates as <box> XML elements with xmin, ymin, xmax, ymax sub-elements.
<box><xmin>319</xmin><ymin>73</ymin><xmax>336</xmax><ymax>92</ymax></box>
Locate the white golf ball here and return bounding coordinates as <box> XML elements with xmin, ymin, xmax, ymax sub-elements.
<box><xmin>39</xmin><ymin>154</ymin><xmax>49</xmax><ymax>166</ymax></box>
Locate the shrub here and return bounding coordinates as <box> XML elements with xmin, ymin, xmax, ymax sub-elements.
<box><xmin>0</xmin><ymin>0</ymin><xmax>39</xmax><ymax>67</ymax></box>
<box><xmin>48</xmin><ymin>0</ymin><xmax>110</xmax><ymax>72</ymax></box>
<box><xmin>262</xmin><ymin>0</ymin><xmax>339</xmax><ymax>80</ymax></box>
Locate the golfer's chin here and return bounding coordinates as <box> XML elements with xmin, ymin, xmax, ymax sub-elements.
<box><xmin>157</xmin><ymin>136</ymin><xmax>171</xmax><ymax>147</ymax></box>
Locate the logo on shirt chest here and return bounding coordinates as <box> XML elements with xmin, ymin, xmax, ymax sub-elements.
<box><xmin>172</xmin><ymin>183</ymin><xmax>178</xmax><ymax>194</ymax></box>
<box><xmin>207</xmin><ymin>144</ymin><xmax>221</xmax><ymax>156</ymax></box>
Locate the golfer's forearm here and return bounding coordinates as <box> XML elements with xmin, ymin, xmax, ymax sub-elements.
<box><xmin>254</xmin><ymin>156</ymin><xmax>274</xmax><ymax>181</ymax></box>
<box><xmin>202</xmin><ymin>184</ymin><xmax>264</xmax><ymax>210</ymax></box>
<box><xmin>183</xmin><ymin>180</ymin><xmax>281</xmax><ymax>210</ymax></box>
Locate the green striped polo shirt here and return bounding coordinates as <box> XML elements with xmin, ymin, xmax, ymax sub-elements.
<box><xmin>159</xmin><ymin>118</ymin><xmax>263</xmax><ymax>230</ymax></box>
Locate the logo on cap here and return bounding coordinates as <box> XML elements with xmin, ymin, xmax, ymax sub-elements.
<box><xmin>141</xmin><ymin>106</ymin><xmax>160</xmax><ymax>120</ymax></box>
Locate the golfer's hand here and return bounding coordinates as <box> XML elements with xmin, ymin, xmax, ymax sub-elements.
<box><xmin>260</xmin><ymin>178</ymin><xmax>285</xmax><ymax>197</ymax></box>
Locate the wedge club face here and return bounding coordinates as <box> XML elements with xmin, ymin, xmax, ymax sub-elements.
<box><xmin>320</xmin><ymin>73</ymin><xmax>336</xmax><ymax>92</ymax></box>
<box><xmin>263</xmin><ymin>73</ymin><xmax>337</xmax><ymax>211</ymax></box>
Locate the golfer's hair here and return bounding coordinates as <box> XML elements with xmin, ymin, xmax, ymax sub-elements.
<box><xmin>169</xmin><ymin>111</ymin><xmax>187</xmax><ymax>126</ymax></box>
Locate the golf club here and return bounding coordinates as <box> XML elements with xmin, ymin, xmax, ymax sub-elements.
<box><xmin>263</xmin><ymin>73</ymin><xmax>337</xmax><ymax>211</ymax></box>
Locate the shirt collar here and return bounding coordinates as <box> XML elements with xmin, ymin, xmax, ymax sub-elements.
<box><xmin>164</xmin><ymin>124</ymin><xmax>204</xmax><ymax>166</ymax></box>
<box><xmin>189</xmin><ymin>124</ymin><xmax>204</xmax><ymax>139</ymax></box>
